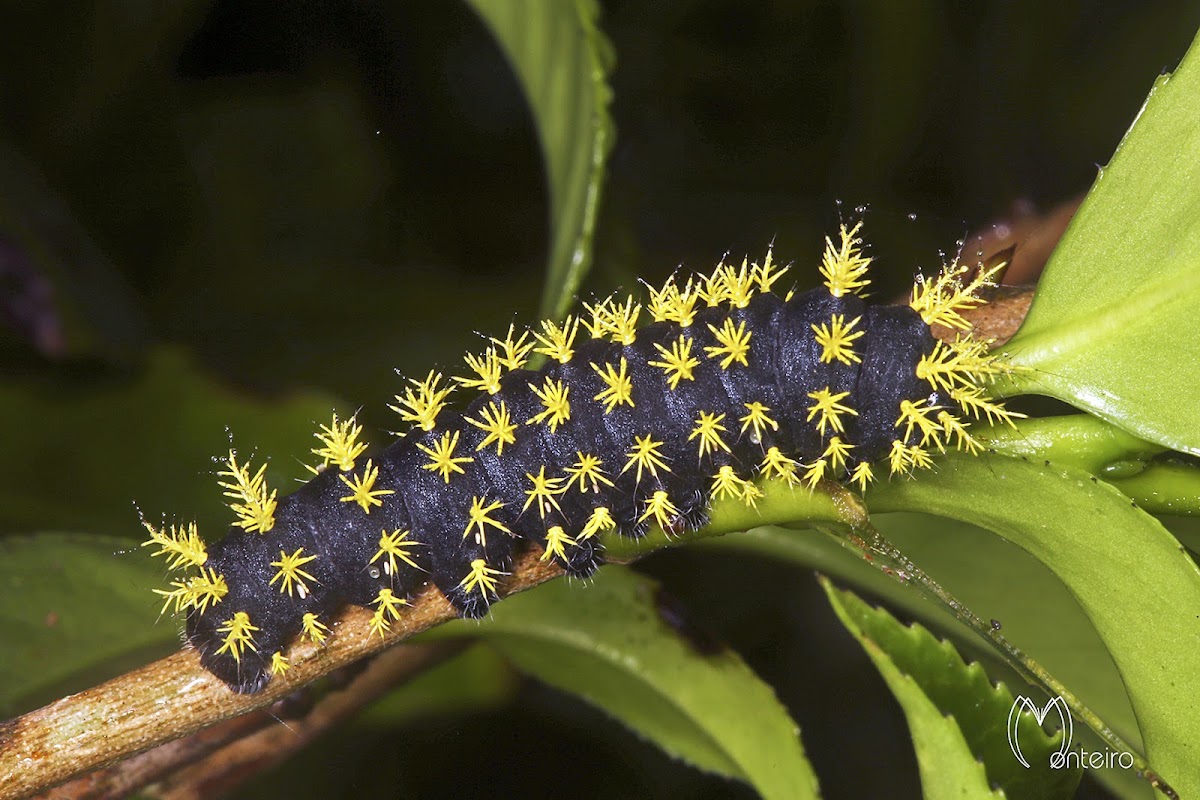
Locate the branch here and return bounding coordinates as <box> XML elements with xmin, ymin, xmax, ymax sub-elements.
<box><xmin>0</xmin><ymin>553</ymin><xmax>562</xmax><ymax>800</ymax></box>
<box><xmin>33</xmin><ymin>641</ymin><xmax>467</xmax><ymax>800</ymax></box>
<box><xmin>154</xmin><ymin>641</ymin><xmax>468</xmax><ymax>800</ymax></box>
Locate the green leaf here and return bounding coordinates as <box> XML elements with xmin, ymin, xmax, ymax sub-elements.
<box><xmin>1003</xmin><ymin>31</ymin><xmax>1200</xmax><ymax>455</ymax></box>
<box><xmin>1108</xmin><ymin>461</ymin><xmax>1200</xmax><ymax>517</ymax></box>
<box><xmin>869</xmin><ymin>451</ymin><xmax>1200</xmax><ymax>796</ymax></box>
<box><xmin>435</xmin><ymin>565</ymin><xmax>818</xmax><ymax>800</ymax></box>
<box><xmin>821</xmin><ymin>577</ymin><xmax>1080</xmax><ymax>799</ymax></box>
<box><xmin>356</xmin><ymin>645</ymin><xmax>518</xmax><ymax>727</ymax></box>
<box><xmin>0</xmin><ymin>533</ymin><xmax>178</xmax><ymax>716</ymax></box>
<box><xmin>820</xmin><ymin>576</ymin><xmax>996</xmax><ymax>800</ymax></box>
<box><xmin>466</xmin><ymin>0</ymin><xmax>615</xmax><ymax>320</ymax></box>
<box><xmin>977</xmin><ymin>414</ymin><xmax>1165</xmax><ymax>475</ymax></box>
<box><xmin>980</xmin><ymin>414</ymin><xmax>1200</xmax><ymax>516</ymax></box>
<box><xmin>711</xmin><ymin>519</ymin><xmax>1151</xmax><ymax>799</ymax></box>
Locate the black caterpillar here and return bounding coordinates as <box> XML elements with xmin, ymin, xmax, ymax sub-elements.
<box><xmin>143</xmin><ymin>223</ymin><xmax>1016</xmax><ymax>693</ymax></box>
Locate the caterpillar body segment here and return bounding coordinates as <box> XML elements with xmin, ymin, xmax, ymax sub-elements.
<box><xmin>152</xmin><ymin>224</ymin><xmax>1016</xmax><ymax>692</ymax></box>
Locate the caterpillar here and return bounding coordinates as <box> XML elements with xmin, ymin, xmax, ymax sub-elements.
<box><xmin>142</xmin><ymin>222</ymin><xmax>1017</xmax><ymax>693</ymax></box>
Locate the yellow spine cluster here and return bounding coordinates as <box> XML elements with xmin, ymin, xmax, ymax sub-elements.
<box><xmin>822</xmin><ymin>437</ymin><xmax>853</xmax><ymax>472</ymax></box>
<box><xmin>584</xmin><ymin>297</ymin><xmax>643</xmax><ymax>344</ymax></box>
<box><xmin>565</xmin><ymin>452</ymin><xmax>613</xmax><ymax>494</ymax></box>
<box><xmin>416</xmin><ymin>431</ymin><xmax>473</xmax><ymax>483</ymax></box>
<box><xmin>647</xmin><ymin>276</ymin><xmax>700</xmax><ymax>327</ymax></box>
<box><xmin>710</xmin><ymin>465</ymin><xmax>762</xmax><ymax>507</ymax></box>
<box><xmin>457</xmin><ymin>348</ymin><xmax>505</xmax><ymax>395</ymax></box>
<box><xmin>896</xmin><ymin>400</ymin><xmax>944</xmax><ymax>448</ymax></box>
<box><xmin>697</xmin><ymin>267</ymin><xmax>730</xmax><ymax>307</ymax></box>
<box><xmin>490</xmin><ymin>324</ymin><xmax>535</xmax><ymax>371</ymax></box>
<box><xmin>214</xmin><ymin>611</ymin><xmax>259</xmax><ymax>664</ymax></box>
<box><xmin>269</xmin><ymin>547</ymin><xmax>319</xmax><ymax>598</ymax></box>
<box><xmin>463</xmin><ymin>495</ymin><xmax>511</xmax><ymax>547</ymax></box>
<box><xmin>918</xmin><ymin>338</ymin><xmax>1011</xmax><ymax>392</ymax></box>
<box><xmin>751</xmin><ymin>246</ymin><xmax>790</xmax><ymax>294</ymax></box>
<box><xmin>806</xmin><ymin>388</ymin><xmax>857</xmax><ymax>436</ymax></box>
<box><xmin>592</xmin><ymin>358</ymin><xmax>635</xmax><ymax>412</ymax></box>
<box><xmin>606</xmin><ymin>298</ymin><xmax>642</xmax><ymax>345</ymax></box>
<box><xmin>459</xmin><ymin>558</ymin><xmax>505</xmax><ymax>598</ymax></box>
<box><xmin>715</xmin><ymin>259</ymin><xmax>756</xmax><ymax>308</ymax></box>
<box><xmin>391</xmin><ymin>371</ymin><xmax>455</xmax><ymax>431</ymax></box>
<box><xmin>704</xmin><ymin>318</ymin><xmax>752</xmax><ymax>369</ymax></box>
<box><xmin>622</xmin><ymin>434</ymin><xmax>671</xmax><ymax>482</ymax></box>
<box><xmin>372</xmin><ymin>528</ymin><xmax>423</xmax><ymax>576</ymax></box>
<box><xmin>309</xmin><ymin>413</ymin><xmax>367</xmax><ymax>473</ymax></box>
<box><xmin>819</xmin><ymin>222</ymin><xmax>871</xmax><ymax>298</ymax></box>
<box><xmin>640</xmin><ymin>490</ymin><xmax>679</xmax><ymax>529</ymax></box>
<box><xmin>689</xmin><ymin>411</ymin><xmax>731</xmax><ymax>460</ymax></box>
<box><xmin>141</xmin><ymin>520</ymin><xmax>208</xmax><ymax>571</ymax></box>
<box><xmin>302</xmin><ymin>612</ymin><xmax>331</xmax><ymax>644</ymax></box>
<box><xmin>801</xmin><ymin>441</ymin><xmax>852</xmax><ymax>489</ymax></box>
<box><xmin>339</xmin><ymin>459</ymin><xmax>394</xmax><ymax>512</ymax></box>
<box><xmin>523</xmin><ymin>466</ymin><xmax>566</xmax><ymax>518</ymax></box>
<box><xmin>739</xmin><ymin>402</ymin><xmax>778</xmax><ymax>443</ymax></box>
<box><xmin>369</xmin><ymin>588</ymin><xmax>407</xmax><ymax>638</ymax></box>
<box><xmin>466</xmin><ymin>400</ymin><xmax>518</xmax><ymax>455</ymax></box>
<box><xmin>849</xmin><ymin>462</ymin><xmax>874</xmax><ymax>491</ymax></box>
<box><xmin>648</xmin><ymin>335</ymin><xmax>700</xmax><ymax>389</ymax></box>
<box><xmin>912</xmin><ymin>339</ymin><xmax>1022</xmax><ymax>437</ymax></box>
<box><xmin>579</xmin><ymin>506</ymin><xmax>616</xmax><ymax>540</ymax></box>
<box><xmin>888</xmin><ymin>440</ymin><xmax>935</xmax><ymax>476</ymax></box>
<box><xmin>802</xmin><ymin>458</ymin><xmax>829</xmax><ymax>489</ymax></box>
<box><xmin>528</xmin><ymin>377</ymin><xmax>572</xmax><ymax>431</ymax></box>
<box><xmin>153</xmin><ymin>568</ymin><xmax>228</xmax><ymax>615</ymax></box>
<box><xmin>218</xmin><ymin>451</ymin><xmax>278</xmax><ymax>534</ymax></box>
<box><xmin>143</xmin><ymin>520</ymin><xmax>228</xmax><ymax>614</ymax></box>
<box><xmin>541</xmin><ymin>525</ymin><xmax>577</xmax><ymax>562</ymax></box>
<box><xmin>893</xmin><ymin>254</ymin><xmax>1019</xmax><ymax>471</ymax></box>
<box><xmin>532</xmin><ymin>316</ymin><xmax>580</xmax><ymax>363</ymax></box>
<box><xmin>760</xmin><ymin>447</ymin><xmax>800</xmax><ymax>486</ymax></box>
<box><xmin>811</xmin><ymin>314</ymin><xmax>864</xmax><ymax>365</ymax></box>
<box><xmin>909</xmin><ymin>258</ymin><xmax>1006</xmax><ymax>330</ymax></box>
<box><xmin>689</xmin><ymin>246</ymin><xmax>781</xmax><ymax>307</ymax></box>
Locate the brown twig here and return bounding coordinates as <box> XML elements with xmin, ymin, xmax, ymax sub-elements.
<box><xmin>34</xmin><ymin>705</ymin><xmax>270</xmax><ymax>800</ymax></box>
<box><xmin>153</xmin><ymin>641</ymin><xmax>467</xmax><ymax>800</ymax></box>
<box><xmin>0</xmin><ymin>552</ymin><xmax>562</xmax><ymax>800</ymax></box>
<box><xmin>925</xmin><ymin>195</ymin><xmax>1078</xmax><ymax>345</ymax></box>
<box><xmin>33</xmin><ymin>641</ymin><xmax>466</xmax><ymax>800</ymax></box>
<box><xmin>931</xmin><ymin>284</ymin><xmax>1033</xmax><ymax>346</ymax></box>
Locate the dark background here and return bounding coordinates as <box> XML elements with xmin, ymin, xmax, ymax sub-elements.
<box><xmin>3</xmin><ymin>1</ymin><xmax>1198</xmax><ymax>797</ymax></box>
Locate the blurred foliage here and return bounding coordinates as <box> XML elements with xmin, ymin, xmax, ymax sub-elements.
<box><xmin>4</xmin><ymin>1</ymin><xmax>1200</xmax><ymax>798</ymax></box>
